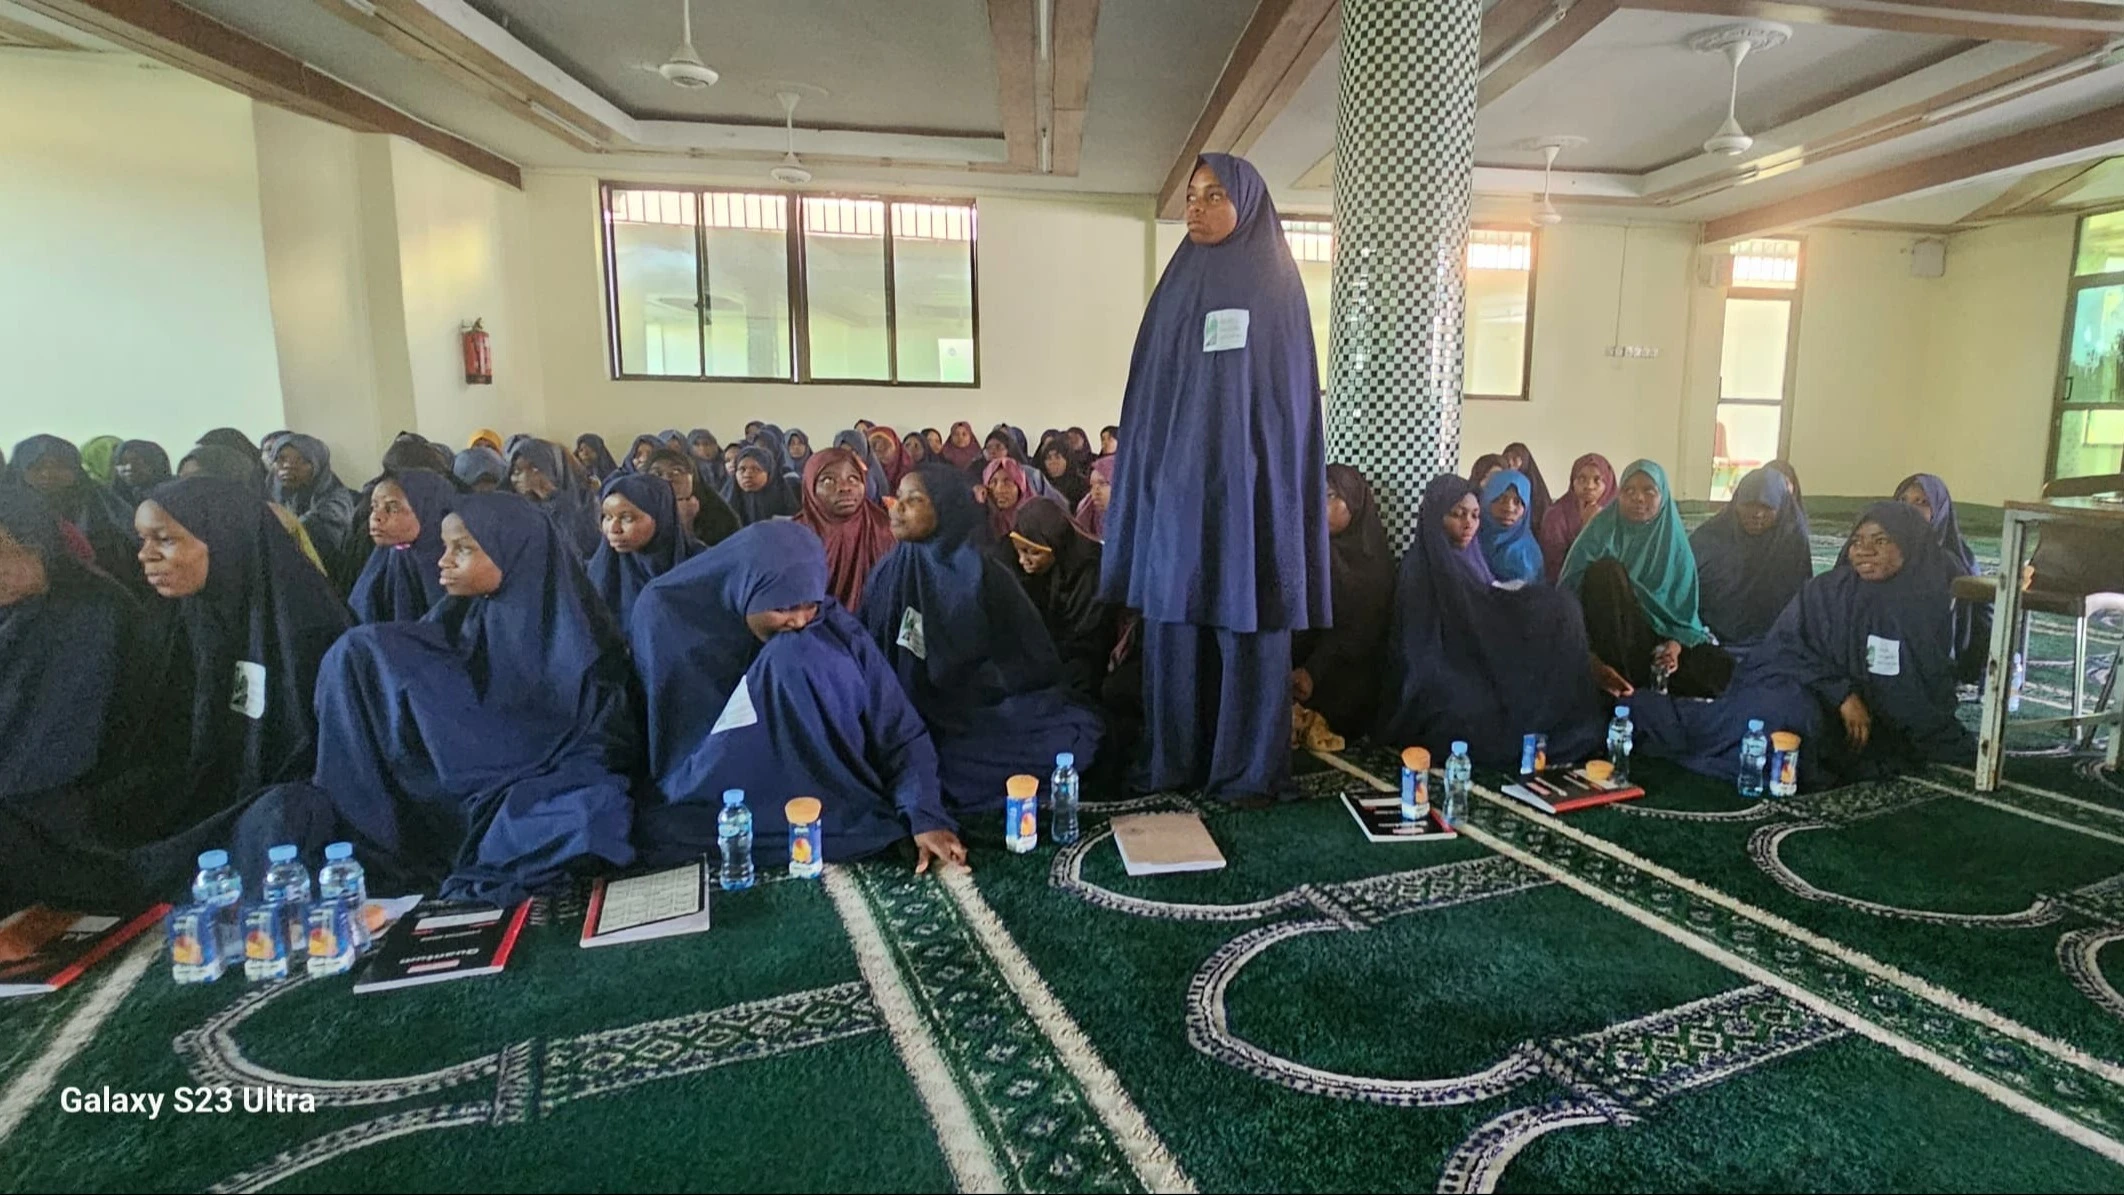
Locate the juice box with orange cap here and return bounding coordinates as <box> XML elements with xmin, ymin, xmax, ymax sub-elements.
<box><xmin>786</xmin><ymin>796</ymin><xmax>824</xmax><ymax>879</ymax></box>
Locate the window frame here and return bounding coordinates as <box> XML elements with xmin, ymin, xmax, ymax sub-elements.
<box><xmin>1277</xmin><ymin>216</ymin><xmax>1539</xmax><ymax>402</ymax></box>
<box><xmin>1712</xmin><ymin>236</ymin><xmax>1807</xmax><ymax>489</ymax></box>
<box><xmin>599</xmin><ymin>182</ymin><xmax>981</xmax><ymax>388</ymax></box>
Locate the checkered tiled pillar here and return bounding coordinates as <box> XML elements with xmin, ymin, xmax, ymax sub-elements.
<box><xmin>1326</xmin><ymin>0</ymin><xmax>1480</xmax><ymax>548</ymax></box>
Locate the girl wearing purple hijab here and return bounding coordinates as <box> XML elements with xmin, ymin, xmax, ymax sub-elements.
<box><xmin>1100</xmin><ymin>153</ymin><xmax>1330</xmax><ymax>802</ymax></box>
<box><xmin>1376</xmin><ymin>475</ymin><xmax>1602</xmax><ymax>768</ymax></box>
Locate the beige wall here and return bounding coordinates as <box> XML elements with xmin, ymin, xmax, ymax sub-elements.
<box><xmin>524</xmin><ymin>172</ymin><xmax>1152</xmax><ymax>448</ymax></box>
<box><xmin>0</xmin><ymin>57</ymin><xmax>284</xmax><ymax>455</ymax></box>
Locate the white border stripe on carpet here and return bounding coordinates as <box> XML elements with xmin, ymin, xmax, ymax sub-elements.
<box><xmin>0</xmin><ymin>934</ymin><xmax>157</xmax><ymax>1148</ymax></box>
<box><xmin>825</xmin><ymin>868</ymin><xmax>1006</xmax><ymax>1194</ymax></box>
<box><xmin>938</xmin><ymin>867</ymin><xmax>1197</xmax><ymax>1194</ymax></box>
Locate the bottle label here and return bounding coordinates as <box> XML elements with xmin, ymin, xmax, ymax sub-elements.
<box><xmin>1006</xmin><ymin>795</ymin><xmax>1039</xmax><ymax>850</ymax></box>
<box><xmin>1770</xmin><ymin>746</ymin><xmax>1800</xmax><ymax>796</ymax></box>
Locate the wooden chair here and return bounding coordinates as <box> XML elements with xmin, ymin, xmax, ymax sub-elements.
<box><xmin>1949</xmin><ymin>472</ymin><xmax>2124</xmax><ymax>746</ymax></box>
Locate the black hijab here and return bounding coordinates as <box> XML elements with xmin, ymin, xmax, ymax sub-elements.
<box><xmin>728</xmin><ymin>445</ymin><xmax>802</xmax><ymax>525</ymax></box>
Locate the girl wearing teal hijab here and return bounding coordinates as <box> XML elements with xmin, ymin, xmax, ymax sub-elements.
<box><xmin>1560</xmin><ymin>460</ymin><xmax>1734</xmax><ymax>699</ymax></box>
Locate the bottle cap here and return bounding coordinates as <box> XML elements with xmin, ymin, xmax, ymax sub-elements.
<box><xmin>1615</xmin><ymin>705</ymin><xmax>1630</xmax><ymax>718</ymax></box>
<box><xmin>785</xmin><ymin>796</ymin><xmax>823</xmax><ymax>824</ymax></box>
<box><xmin>723</xmin><ymin>789</ymin><xmax>746</xmax><ymax>806</ymax></box>
<box><xmin>1770</xmin><ymin>731</ymin><xmax>1801</xmax><ymax>751</ymax></box>
<box><xmin>1747</xmin><ymin>719</ymin><xmax>1765</xmax><ymax>732</ymax></box>
<box><xmin>324</xmin><ymin>842</ymin><xmax>353</xmax><ymax>861</ymax></box>
<box><xmin>267</xmin><ymin>844</ymin><xmax>298</xmax><ymax>863</ymax></box>
<box><xmin>1450</xmin><ymin>740</ymin><xmax>1469</xmax><ymax>755</ymax></box>
<box><xmin>1006</xmin><ymin>774</ymin><xmax>1040</xmax><ymax>799</ymax></box>
<box><xmin>1401</xmin><ymin>746</ymin><xmax>1431</xmax><ymax>771</ymax></box>
<box><xmin>1584</xmin><ymin>759</ymin><xmax>1615</xmax><ymax>783</ymax></box>
<box><xmin>197</xmin><ymin>849</ymin><xmax>229</xmax><ymax>869</ymax></box>
<box><xmin>1055</xmin><ymin>752</ymin><xmax>1074</xmax><ymax>769</ymax></box>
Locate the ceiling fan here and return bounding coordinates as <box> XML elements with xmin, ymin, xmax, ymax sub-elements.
<box><xmin>653</xmin><ymin>0</ymin><xmax>718</xmax><ymax>89</ymax></box>
<box><xmin>770</xmin><ymin>89</ymin><xmax>812</xmax><ymax>184</ymax></box>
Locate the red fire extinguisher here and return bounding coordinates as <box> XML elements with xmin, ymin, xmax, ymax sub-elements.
<box><xmin>462</xmin><ymin>319</ymin><xmax>493</xmax><ymax>385</ymax></box>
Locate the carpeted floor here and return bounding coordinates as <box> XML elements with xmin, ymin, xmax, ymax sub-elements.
<box><xmin>3</xmin><ymin>503</ymin><xmax>2121</xmax><ymax>1193</ymax></box>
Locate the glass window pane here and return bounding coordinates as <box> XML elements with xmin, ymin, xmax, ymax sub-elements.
<box><xmin>1730</xmin><ymin>238</ymin><xmax>1800</xmax><ymax>289</ymax></box>
<box><xmin>608</xmin><ymin>188</ymin><xmax>701</xmax><ymax>377</ymax></box>
<box><xmin>1710</xmin><ymin>402</ymin><xmax>1783</xmax><ymax>501</ymax></box>
<box><xmin>2076</xmin><ymin>211</ymin><xmax>2124</xmax><ymax>277</ymax></box>
<box><xmin>1464</xmin><ymin>232</ymin><xmax>1530</xmax><ymax>397</ymax></box>
<box><xmin>804</xmin><ymin>197</ymin><xmax>889</xmax><ymax>380</ymax></box>
<box><xmin>892</xmin><ymin>202</ymin><xmax>976</xmax><ymax>384</ymax></box>
<box><xmin>702</xmin><ymin>192</ymin><xmax>791</xmax><ymax>379</ymax></box>
<box><xmin>1720</xmin><ymin>298</ymin><xmax>1790</xmax><ymax>401</ymax></box>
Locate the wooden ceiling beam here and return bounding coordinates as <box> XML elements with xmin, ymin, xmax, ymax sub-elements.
<box><xmin>18</xmin><ymin>0</ymin><xmax>520</xmax><ymax>186</ymax></box>
<box><xmin>988</xmin><ymin>0</ymin><xmax>1039</xmax><ymax>169</ymax></box>
<box><xmin>1048</xmin><ymin>0</ymin><xmax>1099</xmax><ymax>176</ymax></box>
<box><xmin>1155</xmin><ymin>0</ymin><xmax>1340</xmax><ymax>219</ymax></box>
<box><xmin>1957</xmin><ymin>158</ymin><xmax>2108</xmax><ymax>221</ymax></box>
<box><xmin>1702</xmin><ymin>100</ymin><xmax>2124</xmax><ymax>242</ymax></box>
<box><xmin>1478</xmin><ymin>0</ymin><xmax>1617</xmax><ymax>108</ymax></box>
<box><xmin>1614</xmin><ymin>0</ymin><xmax>2120</xmax><ymax>48</ymax></box>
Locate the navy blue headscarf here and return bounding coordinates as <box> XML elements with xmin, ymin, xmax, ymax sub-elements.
<box><xmin>111</xmin><ymin>439</ymin><xmax>172</xmax><ymax>509</ymax></box>
<box><xmin>1894</xmin><ymin>473</ymin><xmax>1978</xmax><ymax>575</ymax></box>
<box><xmin>574</xmin><ymin>434</ymin><xmax>619</xmax><ymax>482</ymax></box>
<box><xmin>752</xmin><ymin>424</ymin><xmax>798</xmax><ymax>478</ymax></box>
<box><xmin>268</xmin><ymin>433</ymin><xmax>360</xmax><ymax>560</ymax></box>
<box><xmin>1477</xmin><ymin>469</ymin><xmax>1545</xmax><ymax>585</ymax></box>
<box><xmin>629</xmin><ymin>521</ymin><xmax>954</xmax><ymax>867</ymax></box>
<box><xmin>0</xmin><ymin>486</ymin><xmax>144</xmax><ymax>797</ymax></box>
<box><xmin>834</xmin><ymin>429</ymin><xmax>891</xmax><ymax>502</ymax></box>
<box><xmin>622</xmin><ymin>433</ymin><xmax>666</xmax><ymax>475</ymax></box>
<box><xmin>1690</xmin><ymin>466</ymin><xmax>1812</xmax><ymax>647</ymax></box>
<box><xmin>453</xmin><ymin>446</ymin><xmax>507</xmax><ymax>490</ymax></box>
<box><xmin>8</xmin><ymin>434</ymin><xmax>138</xmax><ymax>574</ymax></box>
<box><xmin>1377</xmin><ymin>474</ymin><xmax>1602</xmax><ymax>768</ymax></box>
<box><xmin>145</xmin><ymin>477</ymin><xmax>353</xmax><ymax>816</ymax></box>
<box><xmin>307</xmin><ymin>492</ymin><xmax>637</xmax><ymax>904</ymax></box>
<box><xmin>858</xmin><ymin>463</ymin><xmax>1064</xmax><ymax>735</ymax></box>
<box><xmin>728</xmin><ymin>446</ymin><xmax>802</xmax><ymax>525</ymax></box>
<box><xmin>347</xmin><ymin>470</ymin><xmax>457</xmax><ymax>624</ymax></box>
<box><xmin>1099</xmin><ymin>152</ymin><xmax>1329</xmax><ymax>634</ymax></box>
<box><xmin>688</xmin><ymin>428</ymin><xmax>730</xmax><ymax>495</ymax></box>
<box><xmin>507</xmin><ymin>438</ymin><xmax>601</xmax><ymax>559</ymax></box>
<box><xmin>586</xmin><ymin>472</ymin><xmax>704</xmax><ymax>627</ymax></box>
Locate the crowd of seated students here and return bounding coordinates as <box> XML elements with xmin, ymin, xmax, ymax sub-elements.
<box><xmin>0</xmin><ymin>416</ymin><xmax>1995</xmax><ymax>913</ymax></box>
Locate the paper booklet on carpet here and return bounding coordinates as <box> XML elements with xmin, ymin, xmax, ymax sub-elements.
<box><xmin>580</xmin><ymin>861</ymin><xmax>711</xmax><ymax>949</ymax></box>
<box><xmin>1500</xmin><ymin>767</ymin><xmax>1645</xmax><ymax>815</ymax></box>
<box><xmin>1112</xmin><ymin>812</ymin><xmax>1226</xmax><ymax>876</ymax></box>
<box><xmin>353</xmin><ymin>900</ymin><xmax>529</xmax><ymax>993</ymax></box>
<box><xmin>0</xmin><ymin>904</ymin><xmax>170</xmax><ymax>998</ymax></box>
<box><xmin>1339</xmin><ymin>789</ymin><xmax>1459</xmax><ymax>842</ymax></box>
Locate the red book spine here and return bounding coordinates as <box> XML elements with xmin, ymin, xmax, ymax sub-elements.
<box><xmin>579</xmin><ymin>882</ymin><xmax>607</xmax><ymax>946</ymax></box>
<box><xmin>46</xmin><ymin>903</ymin><xmax>171</xmax><ymax>991</ymax></box>
<box><xmin>490</xmin><ymin>901</ymin><xmax>532</xmax><ymax>968</ymax></box>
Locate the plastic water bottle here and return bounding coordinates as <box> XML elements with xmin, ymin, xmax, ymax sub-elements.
<box><xmin>1442</xmin><ymin>741</ymin><xmax>1473</xmax><ymax>827</ymax></box>
<box><xmin>191</xmin><ymin>849</ymin><xmax>244</xmax><ymax>965</ymax></box>
<box><xmin>1050</xmin><ymin>753</ymin><xmax>1080</xmax><ymax>846</ymax></box>
<box><xmin>262</xmin><ymin>845</ymin><xmax>312</xmax><ymax>956</ymax></box>
<box><xmin>1650</xmin><ymin>648</ymin><xmax>1671</xmax><ymax>695</ymax></box>
<box><xmin>316</xmin><ymin>842</ymin><xmax>369</xmax><ymax>952</ymax></box>
<box><xmin>2008</xmin><ymin>651</ymin><xmax>2026</xmax><ymax>713</ymax></box>
<box><xmin>1607</xmin><ymin>705</ymin><xmax>1635</xmax><ymax>785</ymax></box>
<box><xmin>1737</xmin><ymin>719</ymin><xmax>1769</xmax><ymax>799</ymax></box>
<box><xmin>717</xmin><ymin>790</ymin><xmax>756</xmax><ymax>891</ymax></box>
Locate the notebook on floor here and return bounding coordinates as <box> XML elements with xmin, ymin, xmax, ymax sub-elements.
<box><xmin>0</xmin><ymin>904</ymin><xmax>170</xmax><ymax>998</ymax></box>
<box><xmin>580</xmin><ymin>862</ymin><xmax>712</xmax><ymax>949</ymax></box>
<box><xmin>1499</xmin><ymin>766</ymin><xmax>1644</xmax><ymax>815</ymax></box>
<box><xmin>353</xmin><ymin>901</ymin><xmax>529</xmax><ymax>993</ymax></box>
<box><xmin>1112</xmin><ymin>812</ymin><xmax>1226</xmax><ymax>876</ymax></box>
<box><xmin>1339</xmin><ymin>789</ymin><xmax>1459</xmax><ymax>843</ymax></box>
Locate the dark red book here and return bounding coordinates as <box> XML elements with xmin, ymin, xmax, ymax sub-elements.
<box><xmin>0</xmin><ymin>904</ymin><xmax>170</xmax><ymax>998</ymax></box>
<box><xmin>1500</xmin><ymin>767</ymin><xmax>1645</xmax><ymax>814</ymax></box>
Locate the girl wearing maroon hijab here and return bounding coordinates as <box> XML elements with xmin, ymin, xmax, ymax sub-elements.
<box><xmin>797</xmin><ymin>446</ymin><xmax>895</xmax><ymax>613</ymax></box>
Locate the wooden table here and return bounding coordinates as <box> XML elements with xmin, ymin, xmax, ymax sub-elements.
<box><xmin>1974</xmin><ymin>496</ymin><xmax>2124</xmax><ymax>791</ymax></box>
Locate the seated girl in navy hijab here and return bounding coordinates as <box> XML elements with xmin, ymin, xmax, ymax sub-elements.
<box><xmin>1291</xmin><ymin>464</ymin><xmax>1395</xmax><ymax>740</ymax></box>
<box><xmin>1561</xmin><ymin>461</ymin><xmax>1734</xmax><ymax>699</ymax></box>
<box><xmin>268</xmin><ymin>433</ymin><xmax>360</xmax><ymax>566</ymax></box>
<box><xmin>1007</xmin><ymin>498</ymin><xmax>1117</xmax><ymax>700</ymax></box>
<box><xmin>629</xmin><ymin>521</ymin><xmax>965</xmax><ymax>872</ymax></box>
<box><xmin>587</xmin><ymin>473</ymin><xmax>703</xmax><ymax>628</ymax></box>
<box><xmin>1689</xmin><ymin>465</ymin><xmax>1811</xmax><ymax>653</ymax></box>
<box><xmin>348</xmin><ymin>470</ymin><xmax>457</xmax><ymax>624</ymax></box>
<box><xmin>1377</xmin><ymin>475</ymin><xmax>1602</xmax><ymax>768</ymax></box>
<box><xmin>508</xmin><ymin>439</ymin><xmax>602</xmax><ymax>559</ymax></box>
<box><xmin>1633</xmin><ymin>502</ymin><xmax>1973</xmax><ymax>790</ymax></box>
<box><xmin>9</xmin><ymin>434</ymin><xmax>138</xmax><ymax>578</ymax></box>
<box><xmin>643</xmin><ymin>447</ymin><xmax>741</xmax><ymax>547</ymax></box>
<box><xmin>862</xmin><ymin>463</ymin><xmax>1103</xmax><ymax>815</ymax></box>
<box><xmin>1895</xmin><ymin>472</ymin><xmax>1987</xmax><ymax>683</ymax></box>
<box><xmin>289</xmin><ymin>494</ymin><xmax>638</xmax><ymax>904</ymax></box>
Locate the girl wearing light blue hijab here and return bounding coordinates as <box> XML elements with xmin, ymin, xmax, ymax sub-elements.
<box><xmin>1476</xmin><ymin>469</ymin><xmax>1545</xmax><ymax>585</ymax></box>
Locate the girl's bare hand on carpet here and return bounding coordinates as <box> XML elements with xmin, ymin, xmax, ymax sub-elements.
<box><xmin>914</xmin><ymin>830</ymin><xmax>969</xmax><ymax>874</ymax></box>
<box><xmin>1840</xmin><ymin>693</ymin><xmax>1872</xmax><ymax>750</ymax></box>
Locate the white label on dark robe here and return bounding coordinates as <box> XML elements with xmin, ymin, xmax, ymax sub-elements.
<box><xmin>1866</xmin><ymin>635</ymin><xmax>1902</xmax><ymax>677</ymax></box>
<box><xmin>897</xmin><ymin>607</ymin><xmax>927</xmax><ymax>660</ymax></box>
<box><xmin>1202</xmin><ymin>308</ymin><xmax>1250</xmax><ymax>352</ymax></box>
<box><xmin>712</xmin><ymin>680</ymin><xmax>758</xmax><ymax>734</ymax></box>
<box><xmin>230</xmin><ymin>661</ymin><xmax>267</xmax><ymax>719</ymax></box>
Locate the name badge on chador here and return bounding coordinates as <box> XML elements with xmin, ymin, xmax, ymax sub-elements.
<box><xmin>897</xmin><ymin>607</ymin><xmax>927</xmax><ymax>660</ymax></box>
<box><xmin>711</xmin><ymin>680</ymin><xmax>758</xmax><ymax>735</ymax></box>
<box><xmin>1865</xmin><ymin>635</ymin><xmax>1902</xmax><ymax>677</ymax></box>
<box><xmin>1202</xmin><ymin>308</ymin><xmax>1249</xmax><ymax>352</ymax></box>
<box><xmin>229</xmin><ymin>661</ymin><xmax>267</xmax><ymax>719</ymax></box>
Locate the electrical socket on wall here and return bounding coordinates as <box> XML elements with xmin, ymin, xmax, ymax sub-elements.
<box><xmin>1604</xmin><ymin>345</ymin><xmax>1661</xmax><ymax>359</ymax></box>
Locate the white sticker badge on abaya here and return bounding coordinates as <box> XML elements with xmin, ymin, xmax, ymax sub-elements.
<box><xmin>711</xmin><ymin>679</ymin><xmax>758</xmax><ymax>735</ymax></box>
<box><xmin>897</xmin><ymin>607</ymin><xmax>928</xmax><ymax>660</ymax></box>
<box><xmin>1202</xmin><ymin>308</ymin><xmax>1250</xmax><ymax>352</ymax></box>
<box><xmin>1866</xmin><ymin>635</ymin><xmax>1902</xmax><ymax>677</ymax></box>
<box><xmin>230</xmin><ymin>661</ymin><xmax>267</xmax><ymax>719</ymax></box>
